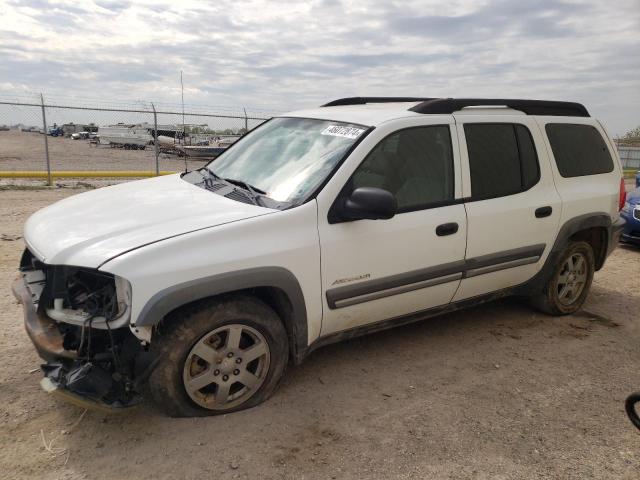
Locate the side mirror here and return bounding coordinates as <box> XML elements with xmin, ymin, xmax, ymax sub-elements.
<box><xmin>340</xmin><ymin>187</ymin><xmax>397</xmax><ymax>221</ymax></box>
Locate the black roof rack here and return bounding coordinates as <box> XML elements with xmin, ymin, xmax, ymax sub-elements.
<box><xmin>409</xmin><ymin>98</ymin><xmax>589</xmax><ymax>117</ymax></box>
<box><xmin>322</xmin><ymin>97</ymin><xmax>436</xmax><ymax>107</ymax></box>
<box><xmin>321</xmin><ymin>97</ymin><xmax>590</xmax><ymax>117</ymax></box>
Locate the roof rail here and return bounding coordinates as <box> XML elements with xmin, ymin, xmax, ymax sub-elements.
<box><xmin>408</xmin><ymin>98</ymin><xmax>590</xmax><ymax>117</ymax></box>
<box><xmin>322</xmin><ymin>97</ymin><xmax>436</xmax><ymax>107</ymax></box>
<box><xmin>321</xmin><ymin>97</ymin><xmax>590</xmax><ymax>117</ymax></box>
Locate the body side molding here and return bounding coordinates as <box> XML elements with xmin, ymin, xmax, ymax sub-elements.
<box><xmin>309</xmin><ymin>214</ymin><xmax>621</xmax><ymax>360</ymax></box>
<box><xmin>326</xmin><ymin>244</ymin><xmax>546</xmax><ymax>309</ymax></box>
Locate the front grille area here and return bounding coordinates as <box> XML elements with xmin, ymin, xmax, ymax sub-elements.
<box><xmin>634</xmin><ymin>208</ymin><xmax>640</xmax><ymax>221</ymax></box>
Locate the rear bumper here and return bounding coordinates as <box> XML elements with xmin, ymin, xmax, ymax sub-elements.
<box><xmin>11</xmin><ymin>276</ymin><xmax>75</xmax><ymax>362</ymax></box>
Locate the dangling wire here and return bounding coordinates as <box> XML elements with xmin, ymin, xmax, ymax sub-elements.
<box><xmin>103</xmin><ymin>293</ymin><xmax>121</xmax><ymax>370</ymax></box>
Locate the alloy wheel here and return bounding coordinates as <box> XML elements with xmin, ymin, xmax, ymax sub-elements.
<box><xmin>556</xmin><ymin>253</ymin><xmax>588</xmax><ymax>306</ymax></box>
<box><xmin>182</xmin><ymin>324</ymin><xmax>270</xmax><ymax>410</ymax></box>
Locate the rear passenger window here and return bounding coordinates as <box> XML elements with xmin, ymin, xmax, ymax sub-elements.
<box><xmin>464</xmin><ymin>124</ymin><xmax>539</xmax><ymax>200</ymax></box>
<box><xmin>545</xmin><ymin>124</ymin><xmax>614</xmax><ymax>177</ymax></box>
<box><xmin>351</xmin><ymin>125</ymin><xmax>454</xmax><ymax>212</ymax></box>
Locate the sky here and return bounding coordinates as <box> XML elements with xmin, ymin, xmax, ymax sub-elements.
<box><xmin>0</xmin><ymin>0</ymin><xmax>639</xmax><ymax>134</ymax></box>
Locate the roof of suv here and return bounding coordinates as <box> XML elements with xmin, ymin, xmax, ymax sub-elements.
<box><xmin>287</xmin><ymin>102</ymin><xmax>424</xmax><ymax>127</ymax></box>
<box><xmin>286</xmin><ymin>97</ymin><xmax>590</xmax><ymax>127</ymax></box>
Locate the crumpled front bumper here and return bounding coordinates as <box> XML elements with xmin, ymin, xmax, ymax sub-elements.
<box><xmin>12</xmin><ymin>275</ymin><xmax>142</xmax><ymax>412</ymax></box>
<box><xmin>39</xmin><ymin>364</ymin><xmax>142</xmax><ymax>413</ymax></box>
<box><xmin>12</xmin><ymin>275</ymin><xmax>75</xmax><ymax>362</ymax></box>
<box><xmin>39</xmin><ymin>376</ymin><xmax>136</xmax><ymax>414</ymax></box>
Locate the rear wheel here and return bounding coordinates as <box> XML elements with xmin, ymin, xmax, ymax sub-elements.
<box><xmin>531</xmin><ymin>241</ymin><xmax>595</xmax><ymax>315</ymax></box>
<box><xmin>148</xmin><ymin>295</ymin><xmax>288</xmax><ymax>417</ymax></box>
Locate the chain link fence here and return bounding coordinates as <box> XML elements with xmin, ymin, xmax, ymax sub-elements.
<box><xmin>615</xmin><ymin>143</ymin><xmax>640</xmax><ymax>170</ymax></box>
<box><xmin>0</xmin><ymin>92</ymin><xmax>277</xmax><ymax>184</ymax></box>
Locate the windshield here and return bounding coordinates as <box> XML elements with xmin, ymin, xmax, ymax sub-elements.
<box><xmin>207</xmin><ymin>117</ymin><xmax>368</xmax><ymax>204</ymax></box>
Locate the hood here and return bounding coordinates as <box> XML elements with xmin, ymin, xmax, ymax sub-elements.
<box><xmin>24</xmin><ymin>174</ymin><xmax>275</xmax><ymax>268</ymax></box>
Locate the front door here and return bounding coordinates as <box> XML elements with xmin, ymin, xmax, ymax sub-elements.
<box><xmin>317</xmin><ymin>119</ymin><xmax>468</xmax><ymax>336</ymax></box>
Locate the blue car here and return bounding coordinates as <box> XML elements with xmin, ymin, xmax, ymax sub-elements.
<box><xmin>621</xmin><ymin>187</ymin><xmax>640</xmax><ymax>245</ymax></box>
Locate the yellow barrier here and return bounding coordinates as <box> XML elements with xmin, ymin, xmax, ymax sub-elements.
<box><xmin>0</xmin><ymin>171</ymin><xmax>177</xmax><ymax>178</ymax></box>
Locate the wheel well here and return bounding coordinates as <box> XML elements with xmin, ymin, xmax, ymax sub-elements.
<box><xmin>251</xmin><ymin>286</ymin><xmax>298</xmax><ymax>361</ymax></box>
<box><xmin>159</xmin><ymin>287</ymin><xmax>300</xmax><ymax>364</ymax></box>
<box><xmin>569</xmin><ymin>227</ymin><xmax>607</xmax><ymax>270</ymax></box>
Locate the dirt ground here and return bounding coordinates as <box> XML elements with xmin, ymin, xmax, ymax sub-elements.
<box><xmin>0</xmin><ymin>187</ymin><xmax>639</xmax><ymax>480</ymax></box>
<box><xmin>0</xmin><ymin>130</ymin><xmax>206</xmax><ymax>174</ymax></box>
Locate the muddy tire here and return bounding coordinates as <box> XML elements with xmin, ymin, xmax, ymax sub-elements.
<box><xmin>148</xmin><ymin>295</ymin><xmax>288</xmax><ymax>417</ymax></box>
<box><xmin>530</xmin><ymin>241</ymin><xmax>595</xmax><ymax>316</ymax></box>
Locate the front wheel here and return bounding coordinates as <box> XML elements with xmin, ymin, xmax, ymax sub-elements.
<box><xmin>148</xmin><ymin>295</ymin><xmax>289</xmax><ymax>417</ymax></box>
<box><xmin>531</xmin><ymin>241</ymin><xmax>595</xmax><ymax>316</ymax></box>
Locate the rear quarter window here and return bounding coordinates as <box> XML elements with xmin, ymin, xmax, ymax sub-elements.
<box><xmin>545</xmin><ymin>124</ymin><xmax>614</xmax><ymax>177</ymax></box>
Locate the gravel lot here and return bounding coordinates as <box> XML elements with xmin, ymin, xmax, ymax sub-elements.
<box><xmin>0</xmin><ymin>130</ymin><xmax>205</xmax><ymax>174</ymax></box>
<box><xmin>0</xmin><ymin>187</ymin><xmax>639</xmax><ymax>480</ymax></box>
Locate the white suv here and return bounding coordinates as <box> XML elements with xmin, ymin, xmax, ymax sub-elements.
<box><xmin>13</xmin><ymin>97</ymin><xmax>626</xmax><ymax>416</ymax></box>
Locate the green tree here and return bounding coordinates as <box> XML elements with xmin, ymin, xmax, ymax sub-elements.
<box><xmin>622</xmin><ymin>126</ymin><xmax>640</xmax><ymax>141</ymax></box>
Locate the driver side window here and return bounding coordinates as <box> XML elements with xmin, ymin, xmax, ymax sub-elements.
<box><xmin>351</xmin><ymin>125</ymin><xmax>454</xmax><ymax>212</ymax></box>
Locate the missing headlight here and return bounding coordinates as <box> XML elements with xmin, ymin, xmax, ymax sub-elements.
<box><xmin>42</xmin><ymin>266</ymin><xmax>131</xmax><ymax>328</ymax></box>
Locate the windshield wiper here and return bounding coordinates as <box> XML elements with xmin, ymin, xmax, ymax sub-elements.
<box><xmin>201</xmin><ymin>169</ymin><xmax>265</xmax><ymax>205</ymax></box>
<box><xmin>190</xmin><ymin>168</ymin><xmax>221</xmax><ymax>190</ymax></box>
<box><xmin>207</xmin><ymin>169</ymin><xmax>222</xmax><ymax>181</ymax></box>
<box><xmin>223</xmin><ymin>178</ymin><xmax>266</xmax><ymax>195</ymax></box>
<box><xmin>223</xmin><ymin>178</ymin><xmax>266</xmax><ymax>205</ymax></box>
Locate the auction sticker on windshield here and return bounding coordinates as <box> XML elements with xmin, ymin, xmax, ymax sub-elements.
<box><xmin>321</xmin><ymin>125</ymin><xmax>365</xmax><ymax>139</ymax></box>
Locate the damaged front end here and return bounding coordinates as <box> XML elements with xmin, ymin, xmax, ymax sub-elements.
<box><xmin>12</xmin><ymin>248</ymin><xmax>153</xmax><ymax>412</ymax></box>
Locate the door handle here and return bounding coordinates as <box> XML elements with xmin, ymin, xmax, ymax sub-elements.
<box><xmin>535</xmin><ymin>206</ymin><xmax>553</xmax><ymax>218</ymax></box>
<box><xmin>436</xmin><ymin>222</ymin><xmax>459</xmax><ymax>236</ymax></box>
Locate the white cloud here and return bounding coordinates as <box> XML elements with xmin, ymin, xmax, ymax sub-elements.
<box><xmin>0</xmin><ymin>0</ymin><xmax>638</xmax><ymax>133</ymax></box>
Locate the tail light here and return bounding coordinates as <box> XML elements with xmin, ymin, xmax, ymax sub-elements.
<box><xmin>619</xmin><ymin>177</ymin><xmax>627</xmax><ymax>211</ymax></box>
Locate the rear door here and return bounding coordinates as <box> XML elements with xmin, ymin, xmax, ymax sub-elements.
<box><xmin>316</xmin><ymin>117</ymin><xmax>468</xmax><ymax>335</ymax></box>
<box><xmin>452</xmin><ymin>113</ymin><xmax>562</xmax><ymax>301</ymax></box>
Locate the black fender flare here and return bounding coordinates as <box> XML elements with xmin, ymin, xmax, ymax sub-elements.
<box><xmin>516</xmin><ymin>212</ymin><xmax>614</xmax><ymax>294</ymax></box>
<box><xmin>552</xmin><ymin>212</ymin><xmax>612</xmax><ymax>265</ymax></box>
<box><xmin>134</xmin><ymin>267</ymin><xmax>308</xmax><ymax>358</ymax></box>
